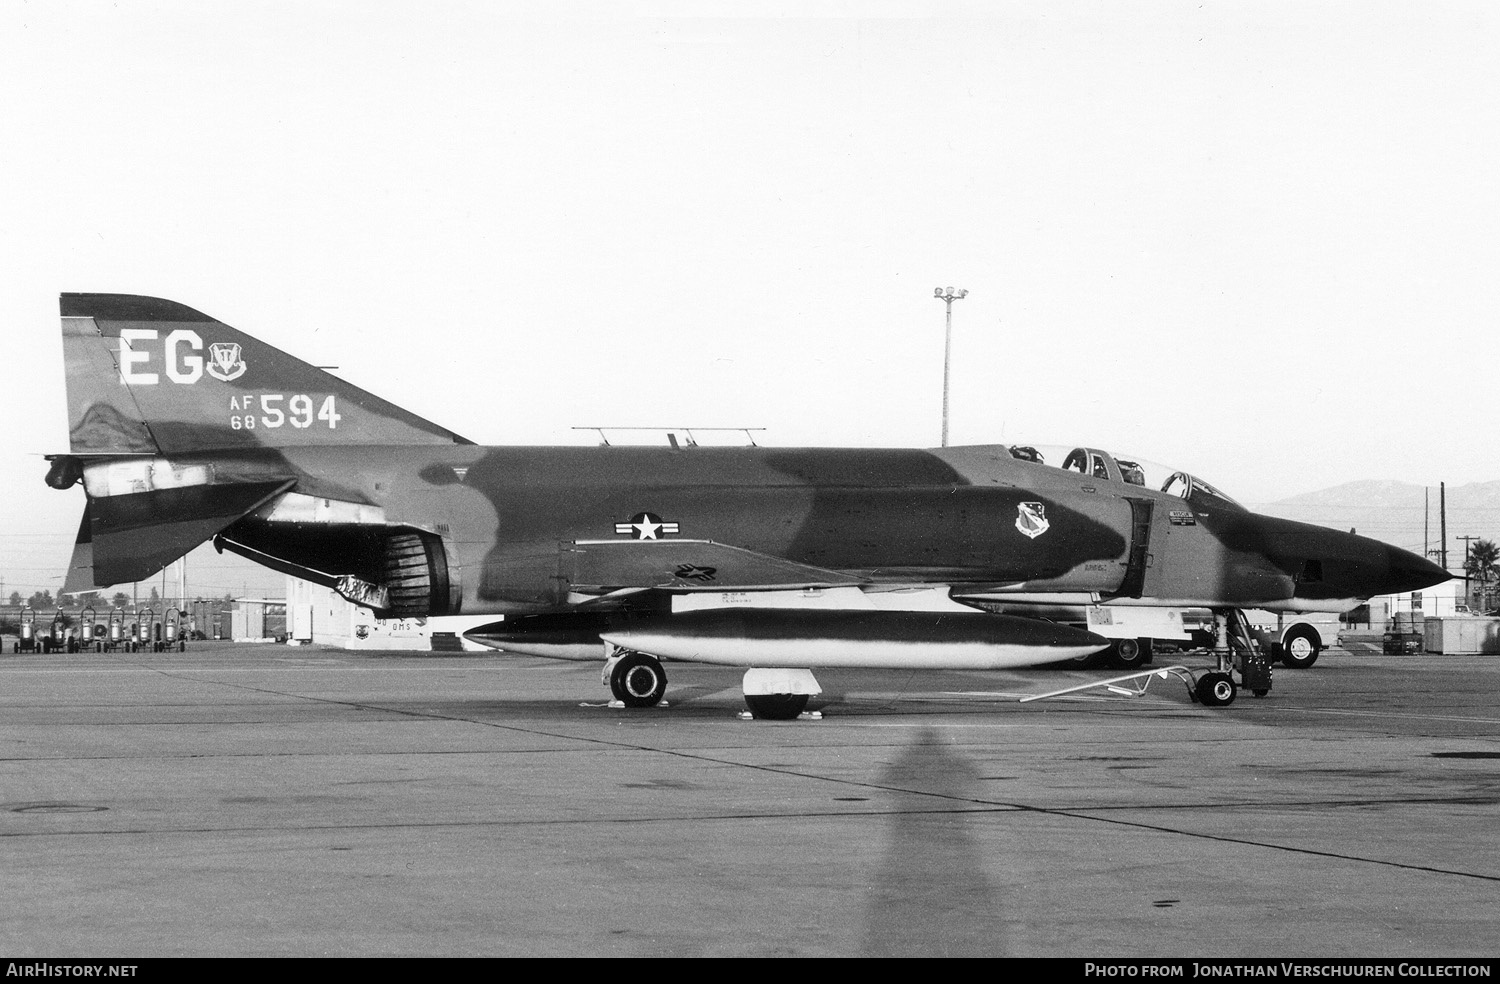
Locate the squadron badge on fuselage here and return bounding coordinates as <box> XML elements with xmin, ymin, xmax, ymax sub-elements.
<box><xmin>206</xmin><ymin>342</ymin><xmax>247</xmax><ymax>381</ymax></box>
<box><xmin>614</xmin><ymin>512</ymin><xmax>680</xmax><ymax>540</ymax></box>
<box><xmin>1015</xmin><ymin>501</ymin><xmax>1050</xmax><ymax>539</ymax></box>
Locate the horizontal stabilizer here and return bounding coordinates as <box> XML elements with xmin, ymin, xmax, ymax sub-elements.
<box><xmin>66</xmin><ymin>479</ymin><xmax>294</xmax><ymax>589</ymax></box>
<box><xmin>564</xmin><ymin>538</ymin><xmax>869</xmax><ymax>593</ymax></box>
<box><xmin>61</xmin><ymin>511</ymin><xmax>98</xmax><ymax>596</ymax></box>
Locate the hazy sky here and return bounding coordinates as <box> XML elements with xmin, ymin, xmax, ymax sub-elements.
<box><xmin>2</xmin><ymin>1</ymin><xmax>1496</xmax><ymax>596</ymax></box>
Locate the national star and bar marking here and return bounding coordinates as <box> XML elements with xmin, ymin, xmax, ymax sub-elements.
<box><xmin>615</xmin><ymin>512</ymin><xmax>681</xmax><ymax>540</ymax></box>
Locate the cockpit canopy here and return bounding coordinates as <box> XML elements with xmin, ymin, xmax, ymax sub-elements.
<box><xmin>1002</xmin><ymin>444</ymin><xmax>1242</xmax><ymax>509</ymax></box>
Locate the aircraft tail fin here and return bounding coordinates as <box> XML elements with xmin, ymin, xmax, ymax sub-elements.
<box><xmin>61</xmin><ymin>293</ymin><xmax>472</xmax><ymax>454</ymax></box>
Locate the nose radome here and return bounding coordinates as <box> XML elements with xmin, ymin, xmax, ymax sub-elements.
<box><xmin>1248</xmin><ymin>516</ymin><xmax>1453</xmax><ymax>603</ymax></box>
<box><xmin>1381</xmin><ymin>544</ymin><xmax>1452</xmax><ymax>596</ymax></box>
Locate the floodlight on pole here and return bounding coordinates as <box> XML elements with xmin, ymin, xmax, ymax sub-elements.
<box><xmin>933</xmin><ymin>286</ymin><xmax>968</xmax><ymax>447</ymax></box>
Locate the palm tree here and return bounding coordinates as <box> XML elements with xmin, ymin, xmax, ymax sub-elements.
<box><xmin>1463</xmin><ymin>538</ymin><xmax>1500</xmax><ymax>612</ymax></box>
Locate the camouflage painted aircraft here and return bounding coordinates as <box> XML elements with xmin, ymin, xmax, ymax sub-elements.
<box><xmin>47</xmin><ymin>294</ymin><xmax>1448</xmax><ymax>718</ymax></box>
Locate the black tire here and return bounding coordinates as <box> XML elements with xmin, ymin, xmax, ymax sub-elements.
<box><xmin>1107</xmin><ymin>637</ymin><xmax>1150</xmax><ymax>670</ymax></box>
<box><xmin>609</xmin><ymin>651</ymin><xmax>667</xmax><ymax>708</ymax></box>
<box><xmin>743</xmin><ymin>693</ymin><xmax>809</xmax><ymax>720</ymax></box>
<box><xmin>1252</xmin><ymin>689</ymin><xmax>1269</xmax><ymax>697</ymax></box>
<box><xmin>1196</xmin><ymin>672</ymin><xmax>1237</xmax><ymax>707</ymax></box>
<box><xmin>1280</xmin><ymin>626</ymin><xmax>1321</xmax><ymax>669</ymax></box>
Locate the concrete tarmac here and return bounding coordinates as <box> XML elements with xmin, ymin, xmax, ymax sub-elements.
<box><xmin>1</xmin><ymin>641</ymin><xmax>1497</xmax><ymax>958</ymax></box>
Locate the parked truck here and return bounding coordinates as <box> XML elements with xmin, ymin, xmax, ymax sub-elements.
<box><xmin>1154</xmin><ymin>608</ymin><xmax>1339</xmax><ymax>668</ymax></box>
<box><xmin>1241</xmin><ymin>610</ymin><xmax>1340</xmax><ymax>668</ymax></box>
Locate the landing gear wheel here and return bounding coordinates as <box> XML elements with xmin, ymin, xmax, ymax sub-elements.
<box><xmin>609</xmin><ymin>652</ymin><xmax>667</xmax><ymax>708</ymax></box>
<box><xmin>1280</xmin><ymin>627</ymin><xmax>1321</xmax><ymax>669</ymax></box>
<box><xmin>743</xmin><ymin>693</ymin><xmax>809</xmax><ymax>720</ymax></box>
<box><xmin>1196</xmin><ymin>672</ymin><xmax>1237</xmax><ymax>707</ymax></box>
<box><xmin>1108</xmin><ymin>637</ymin><xmax>1150</xmax><ymax>669</ymax></box>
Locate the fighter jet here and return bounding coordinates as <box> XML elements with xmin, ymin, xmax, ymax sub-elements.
<box><xmin>46</xmin><ymin>294</ymin><xmax>1449</xmax><ymax>718</ymax></box>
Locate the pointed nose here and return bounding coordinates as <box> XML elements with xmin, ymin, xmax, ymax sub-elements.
<box><xmin>1379</xmin><ymin>544</ymin><xmax>1451</xmax><ymax>596</ymax></box>
<box><xmin>1309</xmin><ymin>535</ymin><xmax>1451</xmax><ymax>602</ymax></box>
<box><xmin>1239</xmin><ymin>515</ymin><xmax>1452</xmax><ymax>604</ymax></box>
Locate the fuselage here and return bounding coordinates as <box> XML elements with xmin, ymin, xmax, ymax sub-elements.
<box><xmin>138</xmin><ymin>441</ymin><xmax>1446</xmax><ymax>618</ymax></box>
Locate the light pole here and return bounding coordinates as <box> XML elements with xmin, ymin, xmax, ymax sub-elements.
<box><xmin>933</xmin><ymin>286</ymin><xmax>968</xmax><ymax>447</ymax></box>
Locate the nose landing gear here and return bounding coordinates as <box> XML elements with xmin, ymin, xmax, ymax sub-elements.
<box><xmin>1185</xmin><ymin>610</ymin><xmax>1273</xmax><ymax>706</ymax></box>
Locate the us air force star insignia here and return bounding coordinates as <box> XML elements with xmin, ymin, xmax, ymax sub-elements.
<box><xmin>674</xmin><ymin>564</ymin><xmax>717</xmax><ymax>582</ymax></box>
<box><xmin>1015</xmin><ymin>501</ymin><xmax>1050</xmax><ymax>539</ymax></box>
<box><xmin>614</xmin><ymin>512</ymin><xmax>681</xmax><ymax>540</ymax></box>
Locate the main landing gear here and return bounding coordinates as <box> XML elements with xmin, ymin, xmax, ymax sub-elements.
<box><xmin>603</xmin><ymin>649</ymin><xmax>668</xmax><ymax>708</ymax></box>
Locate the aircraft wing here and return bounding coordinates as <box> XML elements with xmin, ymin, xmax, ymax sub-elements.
<box><xmin>562</xmin><ymin>539</ymin><xmax>869</xmax><ymax>593</ymax></box>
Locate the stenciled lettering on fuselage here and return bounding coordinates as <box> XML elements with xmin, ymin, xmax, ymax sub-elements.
<box><xmin>117</xmin><ymin>329</ymin><xmax>237</xmax><ymax>385</ymax></box>
<box><xmin>1016</xmin><ymin>501</ymin><xmax>1050</xmax><ymax>539</ymax></box>
<box><xmin>226</xmin><ymin>394</ymin><xmax>341</xmax><ymax>431</ymax></box>
<box><xmin>115</xmin><ymin>330</ymin><xmax>343</xmax><ymax>432</ymax></box>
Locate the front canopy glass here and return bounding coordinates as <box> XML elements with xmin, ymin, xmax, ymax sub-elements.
<box><xmin>1000</xmin><ymin>444</ymin><xmax>1242</xmax><ymax>509</ymax></box>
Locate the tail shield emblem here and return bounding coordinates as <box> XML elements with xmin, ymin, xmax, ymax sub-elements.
<box><xmin>206</xmin><ymin>342</ymin><xmax>247</xmax><ymax>381</ymax></box>
<box><xmin>1016</xmin><ymin>502</ymin><xmax>1050</xmax><ymax>539</ymax></box>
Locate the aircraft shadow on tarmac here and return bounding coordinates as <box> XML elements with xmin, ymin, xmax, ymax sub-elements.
<box><xmin>860</xmin><ymin>726</ymin><xmax>1007</xmax><ymax>957</ymax></box>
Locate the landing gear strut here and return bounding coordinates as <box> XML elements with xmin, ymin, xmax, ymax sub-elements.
<box><xmin>1189</xmin><ymin>610</ymin><xmax>1274</xmax><ymax>706</ymax></box>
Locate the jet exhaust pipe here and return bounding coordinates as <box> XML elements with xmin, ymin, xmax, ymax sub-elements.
<box><xmin>599</xmin><ymin>608</ymin><xmax>1109</xmax><ymax>670</ymax></box>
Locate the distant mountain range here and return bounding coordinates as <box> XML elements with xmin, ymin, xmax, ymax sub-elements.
<box><xmin>1249</xmin><ymin>480</ymin><xmax>1500</xmax><ymax>564</ymax></box>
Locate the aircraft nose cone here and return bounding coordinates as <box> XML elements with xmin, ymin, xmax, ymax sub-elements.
<box><xmin>1381</xmin><ymin>545</ymin><xmax>1451</xmax><ymax>595</ymax></box>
